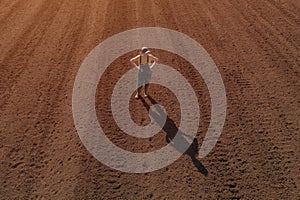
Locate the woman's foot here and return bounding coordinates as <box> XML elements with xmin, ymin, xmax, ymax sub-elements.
<box><xmin>135</xmin><ymin>93</ymin><xmax>140</xmax><ymax>99</ymax></box>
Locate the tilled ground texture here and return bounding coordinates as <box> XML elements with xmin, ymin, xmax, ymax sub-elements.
<box><xmin>0</xmin><ymin>0</ymin><xmax>299</xmax><ymax>199</ymax></box>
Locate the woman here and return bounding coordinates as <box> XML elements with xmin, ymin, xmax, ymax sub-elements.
<box><xmin>130</xmin><ymin>47</ymin><xmax>159</xmax><ymax>99</ymax></box>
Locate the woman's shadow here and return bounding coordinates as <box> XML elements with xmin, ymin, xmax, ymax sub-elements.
<box><xmin>140</xmin><ymin>96</ymin><xmax>208</xmax><ymax>176</ymax></box>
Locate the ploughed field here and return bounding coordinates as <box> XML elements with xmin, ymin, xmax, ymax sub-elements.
<box><xmin>1</xmin><ymin>0</ymin><xmax>299</xmax><ymax>199</ymax></box>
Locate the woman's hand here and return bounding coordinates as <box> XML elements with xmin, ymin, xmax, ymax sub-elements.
<box><xmin>131</xmin><ymin>61</ymin><xmax>139</xmax><ymax>69</ymax></box>
<box><xmin>130</xmin><ymin>55</ymin><xmax>140</xmax><ymax>69</ymax></box>
<box><xmin>150</xmin><ymin>61</ymin><xmax>156</xmax><ymax>69</ymax></box>
<box><xmin>150</xmin><ymin>55</ymin><xmax>158</xmax><ymax>69</ymax></box>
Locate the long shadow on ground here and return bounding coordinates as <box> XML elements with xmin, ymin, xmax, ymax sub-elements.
<box><xmin>140</xmin><ymin>96</ymin><xmax>208</xmax><ymax>176</ymax></box>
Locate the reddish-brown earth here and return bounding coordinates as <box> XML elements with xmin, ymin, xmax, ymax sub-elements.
<box><xmin>1</xmin><ymin>0</ymin><xmax>299</xmax><ymax>199</ymax></box>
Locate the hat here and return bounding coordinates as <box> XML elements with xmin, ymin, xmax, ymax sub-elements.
<box><xmin>141</xmin><ymin>47</ymin><xmax>150</xmax><ymax>54</ymax></box>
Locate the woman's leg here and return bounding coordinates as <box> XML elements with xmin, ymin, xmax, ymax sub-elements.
<box><xmin>144</xmin><ymin>72</ymin><xmax>152</xmax><ymax>97</ymax></box>
<box><xmin>135</xmin><ymin>72</ymin><xmax>143</xmax><ymax>99</ymax></box>
<box><xmin>135</xmin><ymin>86</ymin><xmax>142</xmax><ymax>99</ymax></box>
<box><xmin>144</xmin><ymin>84</ymin><xmax>149</xmax><ymax>97</ymax></box>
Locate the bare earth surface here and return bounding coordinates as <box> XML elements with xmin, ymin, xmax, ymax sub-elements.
<box><xmin>1</xmin><ymin>0</ymin><xmax>299</xmax><ymax>199</ymax></box>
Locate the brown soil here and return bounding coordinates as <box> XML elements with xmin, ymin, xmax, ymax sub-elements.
<box><xmin>1</xmin><ymin>0</ymin><xmax>299</xmax><ymax>199</ymax></box>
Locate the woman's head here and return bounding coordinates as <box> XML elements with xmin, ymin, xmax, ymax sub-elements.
<box><xmin>141</xmin><ymin>47</ymin><xmax>150</xmax><ymax>55</ymax></box>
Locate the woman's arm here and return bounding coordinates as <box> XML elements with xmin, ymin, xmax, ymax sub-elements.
<box><xmin>130</xmin><ymin>55</ymin><xmax>140</xmax><ymax>69</ymax></box>
<box><xmin>149</xmin><ymin>54</ymin><xmax>159</xmax><ymax>69</ymax></box>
